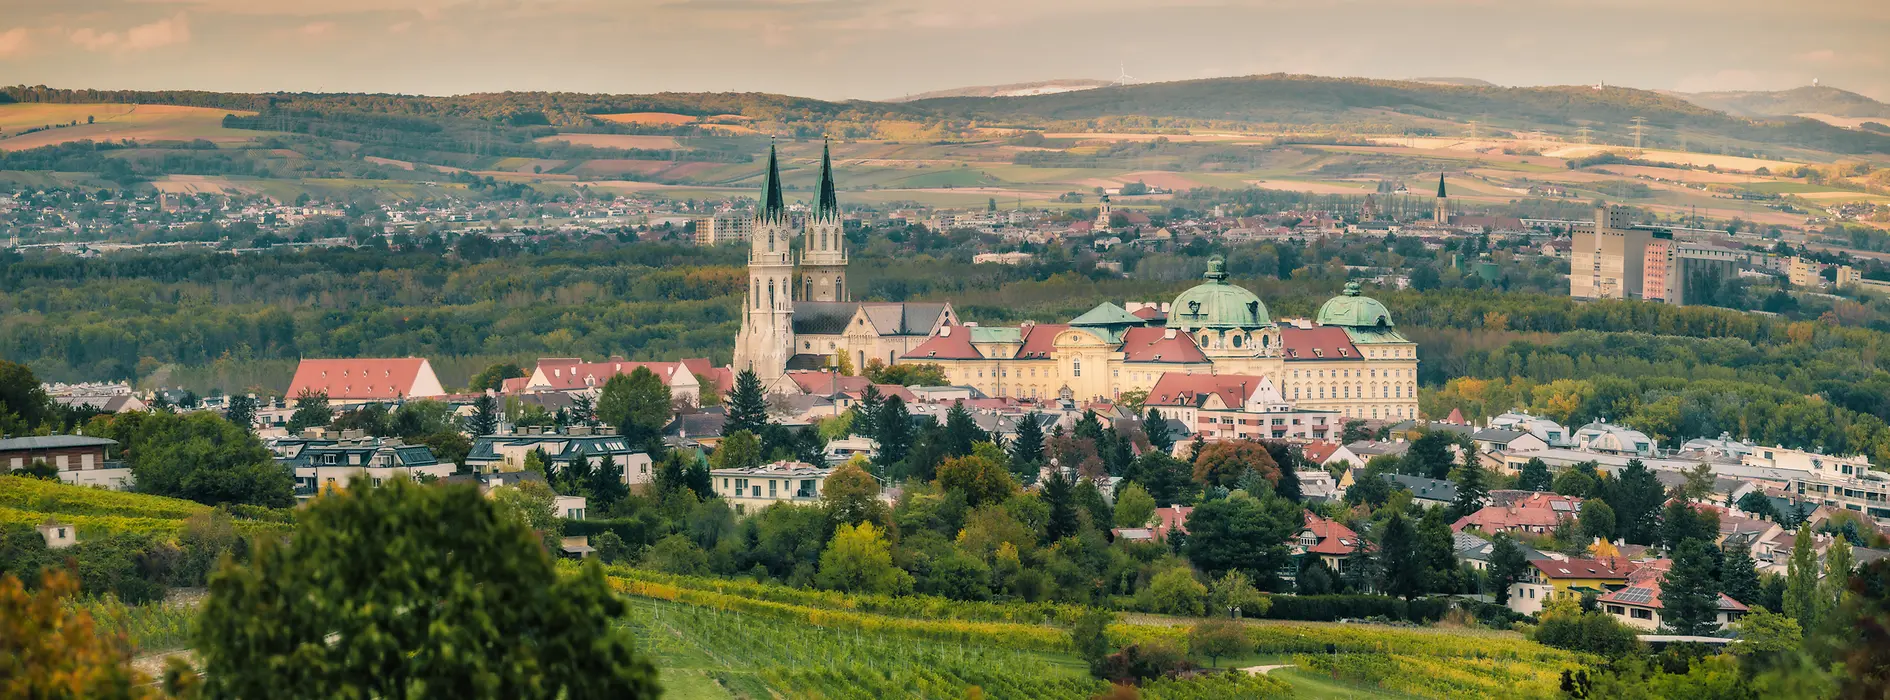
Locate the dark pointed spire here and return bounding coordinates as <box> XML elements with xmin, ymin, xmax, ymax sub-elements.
<box><xmin>760</xmin><ymin>141</ymin><xmax>785</xmax><ymax>222</ymax></box>
<box><xmin>1436</xmin><ymin>172</ymin><xmax>1447</xmax><ymax>198</ymax></box>
<box><xmin>814</xmin><ymin>140</ymin><xmax>838</xmax><ymax>220</ymax></box>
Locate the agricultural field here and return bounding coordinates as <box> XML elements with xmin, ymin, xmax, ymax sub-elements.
<box><xmin>0</xmin><ymin>103</ymin><xmax>257</xmax><ymax>150</ymax></box>
<box><xmin>0</xmin><ymin>475</ymin><xmax>292</xmax><ymax>538</ymax></box>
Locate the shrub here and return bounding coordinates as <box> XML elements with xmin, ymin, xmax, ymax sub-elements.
<box><xmin>1256</xmin><ymin>594</ymin><xmax>1447</xmax><ymax>622</ymax></box>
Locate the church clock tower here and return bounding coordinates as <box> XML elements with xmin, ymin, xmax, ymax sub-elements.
<box><xmin>799</xmin><ymin>141</ymin><xmax>848</xmax><ymax>302</ymax></box>
<box><xmin>733</xmin><ymin>144</ymin><xmax>796</xmax><ymax>384</ymax></box>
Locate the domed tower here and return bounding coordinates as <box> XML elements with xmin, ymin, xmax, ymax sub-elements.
<box><xmin>800</xmin><ymin>141</ymin><xmax>848</xmax><ymax>302</ymax></box>
<box><xmin>1316</xmin><ymin>281</ymin><xmax>1395</xmax><ymax>329</ymax></box>
<box><xmin>1166</xmin><ymin>255</ymin><xmax>1278</xmax><ymax>358</ymax></box>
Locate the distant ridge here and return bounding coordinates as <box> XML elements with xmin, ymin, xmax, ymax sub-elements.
<box><xmin>1409</xmin><ymin>77</ymin><xmax>1497</xmax><ymax>87</ymax></box>
<box><xmin>887</xmin><ymin>79</ymin><xmax>1114</xmax><ymax>103</ymax></box>
<box><xmin>1670</xmin><ymin>85</ymin><xmax>1890</xmax><ymax>119</ymax></box>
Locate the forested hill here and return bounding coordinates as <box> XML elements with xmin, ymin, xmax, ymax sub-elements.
<box><xmin>1673</xmin><ymin>85</ymin><xmax>1890</xmax><ymax>119</ymax></box>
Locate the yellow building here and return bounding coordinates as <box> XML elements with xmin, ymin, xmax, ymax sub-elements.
<box><xmin>895</xmin><ymin>259</ymin><xmax>1420</xmax><ymax>421</ymax></box>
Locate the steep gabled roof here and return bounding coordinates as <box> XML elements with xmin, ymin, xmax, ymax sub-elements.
<box><xmin>1146</xmin><ymin>373</ymin><xmax>1263</xmax><ymax>409</ymax></box>
<box><xmin>1069</xmin><ymin>302</ymin><xmax>1144</xmax><ymax>327</ymax></box>
<box><xmin>288</xmin><ymin>358</ymin><xmax>442</xmax><ymax>400</ymax></box>
<box><xmin>1014</xmin><ymin>323</ymin><xmax>1070</xmax><ymax>359</ymax></box>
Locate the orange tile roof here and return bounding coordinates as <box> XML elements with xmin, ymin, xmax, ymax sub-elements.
<box><xmin>901</xmin><ymin>325</ymin><xmax>983</xmax><ymax>360</ymax></box>
<box><xmin>1280</xmin><ymin>327</ymin><xmax>1362</xmax><ymax>361</ymax></box>
<box><xmin>287</xmin><ymin>358</ymin><xmax>437</xmax><ymax>401</ymax></box>
<box><xmin>1531</xmin><ymin>558</ymin><xmax>1630</xmax><ymax>580</ymax></box>
<box><xmin>1119</xmin><ymin>327</ymin><xmax>1208</xmax><ymax>363</ymax></box>
<box><xmin>1146</xmin><ymin>373</ymin><xmax>1263</xmax><ymax>409</ymax></box>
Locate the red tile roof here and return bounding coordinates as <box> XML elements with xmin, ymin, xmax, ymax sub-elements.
<box><xmin>1454</xmin><ymin>492</ymin><xmax>1584</xmax><ymax>533</ymax></box>
<box><xmin>1597</xmin><ymin>580</ymin><xmax>1749</xmax><ymax>612</ymax></box>
<box><xmin>901</xmin><ymin>325</ymin><xmax>983</xmax><ymax>360</ymax></box>
<box><xmin>1119</xmin><ymin>327</ymin><xmax>1208</xmax><ymax>363</ymax></box>
<box><xmin>287</xmin><ymin>358</ymin><xmax>441</xmax><ymax>401</ymax></box>
<box><xmin>1300</xmin><ymin>441</ymin><xmax>1341</xmax><ymax>464</ymax></box>
<box><xmin>1130</xmin><ymin>306</ymin><xmax>1165</xmax><ymax>321</ymax></box>
<box><xmin>1530</xmin><ymin>558</ymin><xmax>1631</xmax><ymax>580</ymax></box>
<box><xmin>1146</xmin><ymin>373</ymin><xmax>1263</xmax><ymax>410</ymax></box>
<box><xmin>1154</xmin><ymin>506</ymin><xmax>1194</xmax><ymax>538</ymax></box>
<box><xmin>1014</xmin><ymin>323</ymin><xmax>1070</xmax><ymax>359</ymax></box>
<box><xmin>530</xmin><ymin>358</ymin><xmax>695</xmax><ymax>392</ymax></box>
<box><xmin>1280</xmin><ymin>327</ymin><xmax>1362</xmax><ymax>361</ymax></box>
<box><xmin>500</xmin><ymin>376</ymin><xmax>532</xmax><ymax>395</ymax></box>
<box><xmin>788</xmin><ymin>371</ymin><xmax>872</xmax><ymax>396</ymax></box>
<box><xmin>1300</xmin><ymin>512</ymin><xmax>1365</xmax><ymax>555</ymax></box>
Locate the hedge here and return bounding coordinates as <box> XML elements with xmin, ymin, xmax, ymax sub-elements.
<box><xmin>1257</xmin><ymin>594</ymin><xmax>1449</xmax><ymax>623</ymax></box>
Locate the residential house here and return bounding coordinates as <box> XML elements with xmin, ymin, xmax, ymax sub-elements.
<box><xmin>711</xmin><ymin>461</ymin><xmax>839</xmax><ymax>515</ymax></box>
<box><xmin>1487</xmin><ymin>412</ymin><xmax>1572</xmax><ymax>448</ymax></box>
<box><xmin>1508</xmin><ymin>558</ymin><xmax>1633</xmax><ymax>615</ymax></box>
<box><xmin>1453</xmin><ymin>532</ymin><xmax>1552</xmax><ymax>572</ymax></box>
<box><xmin>1471</xmin><ymin>428</ymin><xmax>1549</xmax><ymax>455</ymax></box>
<box><xmin>270</xmin><ymin>434</ymin><xmax>456</xmax><ymax>498</ymax></box>
<box><xmin>1326</xmin><ymin>440</ymin><xmax>1409</xmax><ymax>470</ymax></box>
<box><xmin>1291</xmin><ymin>512</ymin><xmax>1366</xmax><ymax>574</ymax></box>
<box><xmin>1144</xmin><ymin>373</ymin><xmax>1341</xmax><ymax>442</ymax></box>
<box><xmin>1387</xmin><ymin>473</ymin><xmax>1458</xmax><ymax>509</ymax></box>
<box><xmin>1597</xmin><ymin>566</ymin><xmax>1748</xmax><ymax>631</ymax></box>
<box><xmin>465</xmin><ymin>427</ymin><xmax>655</xmax><ymax>485</ymax></box>
<box><xmin>0</xmin><ymin>435</ymin><xmax>131</xmax><ymax>490</ymax></box>
<box><xmin>1455</xmin><ymin>492</ymin><xmax>1583</xmax><ymax>536</ymax></box>
<box><xmin>286</xmin><ymin>358</ymin><xmax>446</xmax><ymax>406</ymax></box>
<box><xmin>37</xmin><ymin>520</ymin><xmax>76</xmax><ymax>549</ymax></box>
<box><xmin>1572</xmin><ymin>420</ymin><xmax>1656</xmax><ymax>456</ymax></box>
<box><xmin>521</xmin><ymin>356</ymin><xmax>709</xmax><ymax>408</ymax></box>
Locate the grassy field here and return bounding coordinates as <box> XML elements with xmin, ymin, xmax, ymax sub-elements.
<box><xmin>0</xmin><ymin>104</ymin><xmax>257</xmax><ymax>150</ymax></box>
<box><xmin>0</xmin><ymin>475</ymin><xmax>291</xmax><ymax>539</ymax></box>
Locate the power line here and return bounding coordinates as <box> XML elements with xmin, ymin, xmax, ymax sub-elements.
<box><xmin>1630</xmin><ymin>117</ymin><xmax>1648</xmax><ymax>150</ymax></box>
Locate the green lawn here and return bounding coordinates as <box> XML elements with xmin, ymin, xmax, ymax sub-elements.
<box><xmin>1273</xmin><ymin>668</ymin><xmax>1418</xmax><ymax>699</ymax></box>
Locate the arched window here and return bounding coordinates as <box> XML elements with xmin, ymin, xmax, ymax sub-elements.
<box><xmin>1232</xmin><ymin>335</ymin><xmax>1243</xmax><ymax>348</ymax></box>
<box><xmin>1199</xmin><ymin>334</ymin><xmax>1211</xmax><ymax>348</ymax></box>
<box><xmin>1073</xmin><ymin>359</ymin><xmax>1082</xmax><ymax>377</ymax></box>
<box><xmin>768</xmin><ymin>231</ymin><xmax>776</xmax><ymax>252</ymax></box>
<box><xmin>820</xmin><ymin>231</ymin><xmax>828</xmax><ymax>249</ymax></box>
<box><xmin>835</xmin><ymin>278</ymin><xmax>844</xmax><ymax>300</ymax></box>
<box><xmin>767</xmin><ymin>280</ymin><xmax>775</xmax><ymax>309</ymax></box>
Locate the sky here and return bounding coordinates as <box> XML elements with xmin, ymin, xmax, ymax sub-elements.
<box><xmin>1</xmin><ymin>0</ymin><xmax>1886</xmax><ymax>102</ymax></box>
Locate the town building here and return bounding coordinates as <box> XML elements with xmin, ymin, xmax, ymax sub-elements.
<box><xmin>1597</xmin><ymin>567</ymin><xmax>1748</xmax><ymax>631</ymax></box>
<box><xmin>285</xmin><ymin>358</ymin><xmax>447</xmax><ymax>405</ymax></box>
<box><xmin>1143</xmin><ymin>373</ymin><xmax>1341</xmax><ymax>442</ymax></box>
<box><xmin>1507</xmin><ymin>558</ymin><xmax>1633</xmax><ymax>615</ymax></box>
<box><xmin>693</xmin><ymin>211</ymin><xmax>753</xmax><ymax>246</ymax></box>
<box><xmin>269</xmin><ymin>433</ymin><xmax>456</xmax><ymax>499</ymax></box>
<box><xmin>710</xmin><ymin>460</ymin><xmax>836</xmax><ymax>515</ymax></box>
<box><xmin>516</xmin><ymin>356</ymin><xmax>724</xmax><ymax>408</ymax></box>
<box><xmin>0</xmin><ymin>435</ymin><xmax>131</xmax><ymax>489</ymax></box>
<box><xmin>1291</xmin><ymin>511</ymin><xmax>1365</xmax><ymax>574</ymax></box>
<box><xmin>1570</xmin><ymin>206</ymin><xmax>1654</xmax><ymax>300</ymax></box>
<box><xmin>464</xmin><ymin>426</ymin><xmax>655</xmax><ymax>485</ymax></box>
<box><xmin>1643</xmin><ymin>240</ymin><xmax>1740</xmax><ymax>305</ymax></box>
<box><xmin>1454</xmin><ymin>492</ymin><xmax>1583</xmax><ymax>536</ymax></box>
<box><xmin>895</xmin><ymin>272</ymin><xmax>1419</xmax><ymax>420</ymax></box>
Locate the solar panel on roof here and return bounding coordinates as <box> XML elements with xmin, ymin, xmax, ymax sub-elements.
<box><xmin>1612</xmin><ymin>587</ymin><xmax>1655</xmax><ymax>605</ymax></box>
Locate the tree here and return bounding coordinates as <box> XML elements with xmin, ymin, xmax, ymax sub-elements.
<box><xmin>87</xmin><ymin>411</ymin><xmax>294</xmax><ymax>508</ymax></box>
<box><xmin>587</xmin><ymin>454</ymin><xmax>628</xmax><ymax>512</ymax></box>
<box><xmin>286</xmin><ymin>389</ymin><xmax>333</xmax><ymax>433</ymax></box>
<box><xmin>1721</xmin><ymin>540</ymin><xmax>1763</xmax><ymax>608</ymax></box>
<box><xmin>1783</xmin><ymin>530</ymin><xmax>1824</xmax><ymax>632</ymax></box>
<box><xmin>1182</xmin><ymin>493</ymin><xmax>1300</xmax><ymax>586</ymax></box>
<box><xmin>1613</xmin><ymin>459</ymin><xmax>1666</xmax><ymax>545</ymax></box>
<box><xmin>1532</xmin><ymin>596</ymin><xmax>1641</xmax><ymax>658</ymax></box>
<box><xmin>1344</xmin><ymin>471</ymin><xmax>1393</xmax><ymax>508</ymax></box>
<box><xmin>822</xmin><ymin>458</ymin><xmax>884</xmax><ymax>526</ymax></box>
<box><xmin>1661</xmin><ymin>539</ymin><xmax>1723</xmax><ymax>636</ymax></box>
<box><xmin>464</xmin><ymin>393</ymin><xmax>500</xmax><ymax>436</ymax></box>
<box><xmin>1661</xmin><ymin>500</ymin><xmax>1720</xmax><ymax>553</ymax></box>
<box><xmin>710</xmin><ymin>430</ymin><xmax>763</xmax><ymax>471</ymax></box>
<box><xmin>1072</xmin><ymin>609</ymin><xmax>1116</xmax><ymax>677</ymax></box>
<box><xmin>1679</xmin><ymin>462</ymin><xmax>1716</xmax><ymax>501</ymax></box>
<box><xmin>1737</xmin><ymin>491</ymin><xmax>1780</xmax><ymax>521</ymax></box>
<box><xmin>1137</xmin><ymin>566</ymin><xmax>1207</xmax><ymax>616</ymax></box>
<box><xmin>1729</xmin><ymin>607</ymin><xmax>1801</xmax><ymax>658</ymax></box>
<box><xmin>1838</xmin><ymin>559</ymin><xmax>1890</xmax><ymax>699</ymax></box>
<box><xmin>1191</xmin><ymin>440</ymin><xmax>1279</xmax><ymax>489</ymax></box>
<box><xmin>875</xmin><ymin>396</ymin><xmax>914</xmax><ymax>467</ymax></box>
<box><xmin>0</xmin><ymin>568</ymin><xmax>167</xmax><ymax>698</ymax></box>
<box><xmin>935</xmin><ymin>454</ymin><xmax>1017</xmax><ymax>509</ymax></box>
<box><xmin>1208</xmin><ymin>570</ymin><xmax>1268</xmax><ymax>617</ymax></box>
<box><xmin>1822</xmin><ymin>535</ymin><xmax>1855</xmax><ymax>608</ymax></box>
<box><xmin>224</xmin><ymin>394</ymin><xmax>259</xmax><ymax>432</ymax></box>
<box><xmin>0</xmin><ymin>360</ymin><xmax>53</xmax><ymax>436</ymax></box>
<box><xmin>469</xmin><ymin>362</ymin><xmax>526</xmax><ymax>392</ymax></box>
<box><xmin>596</xmin><ymin>367</ymin><xmax>673</xmax><ymax>445</ymax></box>
<box><xmin>815</xmin><ymin>521</ymin><xmax>912</xmax><ymax>595</ymax></box>
<box><xmin>1113</xmin><ymin>482</ymin><xmax>1157</xmax><ymax>528</ymax></box>
<box><xmin>1259</xmin><ymin>440</ymin><xmax>1303</xmax><ymax>502</ymax></box>
<box><xmin>1517</xmin><ymin>458</ymin><xmax>1552</xmax><ymax>492</ymax></box>
<box><xmin>1489</xmin><ymin>532</ymin><xmax>1530</xmax><ymax>604</ymax></box>
<box><xmin>942</xmin><ymin>402</ymin><xmax>986</xmax><ymax>457</ymax></box>
<box><xmin>1416</xmin><ymin>507</ymin><xmax>1463</xmax><ymax>594</ymax></box>
<box><xmin>1188</xmin><ymin>618</ymin><xmax>1252</xmax><ymax>668</ymax></box>
<box><xmin>1552</xmin><ymin>462</ymin><xmax>1600</xmax><ymax>498</ymax></box>
<box><xmin>193</xmin><ymin>477</ymin><xmax>659</xmax><ymax>698</ymax></box>
<box><xmin>1043</xmin><ymin>470</ymin><xmax>1080</xmax><ymax>543</ymax></box>
<box><xmin>1377</xmin><ymin>512</ymin><xmax>1423</xmax><ymax>602</ymax></box>
<box><xmin>1010</xmin><ymin>412</ymin><xmax>1047</xmax><ymax>476</ymax></box>
<box><xmin>1582</xmin><ymin>499</ymin><xmax>1618</xmax><ymax>544</ymax></box>
<box><xmin>1143</xmin><ymin>407</ymin><xmax>1173</xmax><ymax>454</ymax></box>
<box><xmin>1401</xmin><ymin>431</ymin><xmax>1456</xmax><ymax>479</ymax></box>
<box><xmin>1449</xmin><ymin>465</ymin><xmax>1490</xmax><ymax>520</ymax></box>
<box><xmin>724</xmin><ymin>369</ymin><xmax>770</xmax><ymax>437</ymax></box>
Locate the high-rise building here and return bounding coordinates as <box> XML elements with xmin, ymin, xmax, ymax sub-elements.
<box><xmin>693</xmin><ymin>212</ymin><xmax>753</xmax><ymax>246</ymax></box>
<box><xmin>1570</xmin><ymin>206</ymin><xmax>1652</xmax><ymax>300</ymax></box>
<box><xmin>1643</xmin><ymin>238</ymin><xmax>1740</xmax><ymax>305</ymax></box>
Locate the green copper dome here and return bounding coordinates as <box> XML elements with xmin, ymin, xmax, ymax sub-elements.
<box><xmin>1167</xmin><ymin>256</ymin><xmax>1271</xmax><ymax>330</ymax></box>
<box><xmin>1316</xmin><ymin>282</ymin><xmax>1394</xmax><ymax>328</ymax></box>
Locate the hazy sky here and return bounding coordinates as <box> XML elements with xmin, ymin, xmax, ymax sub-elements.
<box><xmin>1</xmin><ymin>0</ymin><xmax>1886</xmax><ymax>102</ymax></box>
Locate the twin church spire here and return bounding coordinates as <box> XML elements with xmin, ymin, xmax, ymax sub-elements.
<box><xmin>748</xmin><ymin>140</ymin><xmax>848</xmax><ymax>305</ymax></box>
<box><xmin>756</xmin><ymin>140</ymin><xmax>840</xmax><ymax>224</ymax></box>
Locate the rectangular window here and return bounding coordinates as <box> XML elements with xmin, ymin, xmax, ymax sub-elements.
<box><xmin>1631</xmin><ymin>609</ymin><xmax>1652</xmax><ymax>620</ymax></box>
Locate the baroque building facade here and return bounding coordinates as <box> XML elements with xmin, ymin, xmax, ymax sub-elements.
<box><xmin>895</xmin><ymin>259</ymin><xmax>1420</xmax><ymax>421</ymax></box>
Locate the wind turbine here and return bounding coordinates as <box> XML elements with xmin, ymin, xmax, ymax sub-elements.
<box><xmin>1113</xmin><ymin>61</ymin><xmax>1136</xmax><ymax>86</ymax></box>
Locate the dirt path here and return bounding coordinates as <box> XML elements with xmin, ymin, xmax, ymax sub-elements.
<box><xmin>1242</xmin><ymin>663</ymin><xmax>1294</xmax><ymax>675</ymax></box>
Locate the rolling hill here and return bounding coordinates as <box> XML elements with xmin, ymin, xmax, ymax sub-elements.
<box><xmin>887</xmin><ymin>79</ymin><xmax>1114</xmax><ymax>102</ymax></box>
<box><xmin>1673</xmin><ymin>85</ymin><xmax>1890</xmax><ymax>119</ymax></box>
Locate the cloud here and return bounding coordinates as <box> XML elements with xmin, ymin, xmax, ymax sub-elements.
<box><xmin>296</xmin><ymin>21</ymin><xmax>337</xmax><ymax>37</ymax></box>
<box><xmin>1796</xmin><ymin>49</ymin><xmax>1837</xmax><ymax>63</ymax></box>
<box><xmin>124</xmin><ymin>13</ymin><xmax>191</xmax><ymax>50</ymax></box>
<box><xmin>388</xmin><ymin>21</ymin><xmax>414</xmax><ymax>33</ymax></box>
<box><xmin>0</xmin><ymin>27</ymin><xmax>29</xmax><ymax>57</ymax></box>
<box><xmin>69</xmin><ymin>13</ymin><xmax>191</xmax><ymax>52</ymax></box>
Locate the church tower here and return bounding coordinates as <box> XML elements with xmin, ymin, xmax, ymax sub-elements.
<box><xmin>799</xmin><ymin>141</ymin><xmax>848</xmax><ymax>302</ymax></box>
<box><xmin>1095</xmin><ymin>194</ymin><xmax>1113</xmax><ymax>233</ymax></box>
<box><xmin>733</xmin><ymin>144</ymin><xmax>796</xmax><ymax>384</ymax></box>
<box><xmin>1433</xmin><ymin>172</ymin><xmax>1449</xmax><ymax>225</ymax></box>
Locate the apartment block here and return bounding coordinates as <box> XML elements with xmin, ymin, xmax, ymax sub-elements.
<box><xmin>1570</xmin><ymin>206</ymin><xmax>1653</xmax><ymax>300</ymax></box>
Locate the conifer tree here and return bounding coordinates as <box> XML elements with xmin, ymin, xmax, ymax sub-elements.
<box><xmin>874</xmin><ymin>396</ymin><xmax>913</xmax><ymax>467</ymax></box>
<box><xmin>1784</xmin><ymin>530</ymin><xmax>1825</xmax><ymax>631</ymax></box>
<box><xmin>1517</xmin><ymin>457</ymin><xmax>1553</xmax><ymax>492</ymax></box>
<box><xmin>1661</xmin><ymin>539</ymin><xmax>1723</xmax><ymax>636</ymax></box>
<box><xmin>1377</xmin><ymin>512</ymin><xmax>1423</xmax><ymax>601</ymax></box>
<box><xmin>1721</xmin><ymin>539</ymin><xmax>1762</xmax><ymax>607</ymax></box>
<box><xmin>1044</xmin><ymin>470</ymin><xmax>1079</xmax><ymax>544</ymax></box>
<box><xmin>1144</xmin><ymin>407</ymin><xmax>1173</xmax><ymax>454</ymax></box>
<box><xmin>724</xmin><ymin>369</ymin><xmax>770</xmax><ymax>437</ymax></box>
<box><xmin>1009</xmin><ymin>412</ymin><xmax>1046</xmax><ymax>478</ymax></box>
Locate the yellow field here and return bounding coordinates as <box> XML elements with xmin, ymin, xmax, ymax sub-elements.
<box><xmin>150</xmin><ymin>175</ymin><xmax>257</xmax><ymax>195</ymax></box>
<box><xmin>594</xmin><ymin>112</ymin><xmax>697</xmax><ymax>126</ymax></box>
<box><xmin>0</xmin><ymin>104</ymin><xmax>258</xmax><ymax>150</ymax></box>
